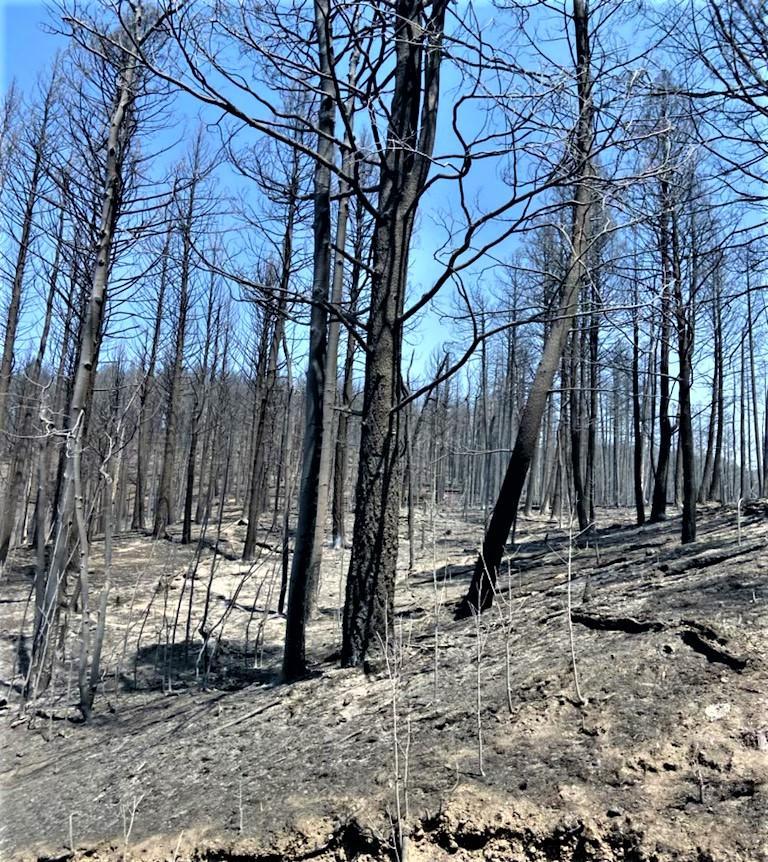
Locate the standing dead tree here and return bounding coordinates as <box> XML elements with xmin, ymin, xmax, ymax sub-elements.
<box><xmin>341</xmin><ymin>0</ymin><xmax>449</xmax><ymax>667</ymax></box>
<box><xmin>0</xmin><ymin>70</ymin><xmax>58</xmax><ymax>526</ymax></box>
<box><xmin>131</xmin><ymin>226</ymin><xmax>171</xmax><ymax>531</ymax></box>
<box><xmin>456</xmin><ymin>0</ymin><xmax>596</xmax><ymax>617</ymax></box>
<box><xmin>154</xmin><ymin>137</ymin><xmax>205</xmax><ymax>539</ymax></box>
<box><xmin>29</xmin><ymin>1</ymin><xmax>167</xmax><ymax>706</ymax></box>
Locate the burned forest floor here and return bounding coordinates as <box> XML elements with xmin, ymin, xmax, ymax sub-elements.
<box><xmin>0</xmin><ymin>503</ymin><xmax>767</xmax><ymax>861</ymax></box>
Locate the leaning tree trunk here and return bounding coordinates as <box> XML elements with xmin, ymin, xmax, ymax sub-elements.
<box><xmin>30</xmin><ymin>33</ymin><xmax>139</xmax><ymax>701</ymax></box>
<box><xmin>456</xmin><ymin>0</ymin><xmax>594</xmax><ymax>618</ymax></box>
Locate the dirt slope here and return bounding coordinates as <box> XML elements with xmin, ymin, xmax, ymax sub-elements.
<box><xmin>0</xmin><ymin>504</ymin><xmax>766</xmax><ymax>861</ymax></box>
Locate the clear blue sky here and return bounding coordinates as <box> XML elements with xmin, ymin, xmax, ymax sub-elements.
<box><xmin>1</xmin><ymin>2</ymin><xmax>65</xmax><ymax>92</ymax></box>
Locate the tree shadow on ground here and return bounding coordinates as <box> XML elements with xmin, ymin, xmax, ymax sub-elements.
<box><xmin>405</xmin><ymin>510</ymin><xmax>764</xmax><ymax>618</ymax></box>
<box><xmin>0</xmin><ymin>632</ymin><xmax>30</xmax><ymax>694</ymax></box>
<box><xmin>122</xmin><ymin>637</ymin><xmax>282</xmax><ymax>693</ymax></box>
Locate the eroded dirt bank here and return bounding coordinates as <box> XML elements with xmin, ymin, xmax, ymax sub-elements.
<box><xmin>1</xmin><ymin>505</ymin><xmax>766</xmax><ymax>861</ymax></box>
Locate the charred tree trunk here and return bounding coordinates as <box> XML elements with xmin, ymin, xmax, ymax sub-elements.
<box><xmin>650</xmin><ymin>142</ymin><xmax>673</xmax><ymax>522</ymax></box>
<box><xmin>698</xmin><ymin>275</ymin><xmax>720</xmax><ymax>502</ymax></box>
<box><xmin>282</xmin><ymin>0</ymin><xmax>336</xmax><ymax>679</ymax></box>
<box><xmin>154</xmin><ymin>144</ymin><xmax>202</xmax><ymax>538</ymax></box>
<box><xmin>331</xmin><ymin>254</ymin><xmax>362</xmax><ymax>548</ymax></box>
<box><xmin>672</xmin><ymin>207</ymin><xmax>695</xmax><ymax>542</ymax></box>
<box><xmin>746</xmin><ymin>269</ymin><xmax>762</xmax><ymax>494</ymax></box>
<box><xmin>631</xmin><ymin>280</ymin><xmax>645</xmax><ymax>525</ymax></box>
<box><xmin>132</xmin><ymin>229</ymin><xmax>169</xmax><ymax>530</ymax></box>
<box><xmin>456</xmin><ymin>0</ymin><xmax>594</xmax><ymax>617</ymax></box>
<box><xmin>308</xmin><ymin>45</ymin><xmax>360</xmax><ymax>608</ymax></box>
<box><xmin>708</xmin><ymin>296</ymin><xmax>724</xmax><ymax>501</ymax></box>
<box><xmin>569</xmin><ymin>318</ymin><xmax>589</xmax><ymax>532</ymax></box>
<box><xmin>0</xmin><ymin>78</ymin><xmax>54</xmax><ymax>450</ymax></box>
<box><xmin>243</xmin><ymin>168</ymin><xmax>297</xmax><ymax>560</ymax></box>
<box><xmin>31</xmin><ymin>17</ymin><xmax>142</xmax><ymax>702</ymax></box>
<box><xmin>341</xmin><ymin>0</ymin><xmax>447</xmax><ymax>667</ymax></box>
<box><xmin>0</xmin><ymin>203</ymin><xmax>62</xmax><ymax>562</ymax></box>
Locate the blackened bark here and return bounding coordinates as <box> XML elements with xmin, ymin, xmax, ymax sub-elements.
<box><xmin>569</xmin><ymin>320</ymin><xmax>589</xmax><ymax>532</ymax></box>
<box><xmin>631</xmin><ymin>282</ymin><xmax>645</xmax><ymax>524</ymax></box>
<box><xmin>586</xmin><ymin>280</ymin><xmax>599</xmax><ymax>525</ymax></box>
<box><xmin>0</xmin><ymin>199</ymin><xmax>62</xmax><ymax>562</ymax></box>
<box><xmin>154</xmin><ymin>158</ymin><xmax>200</xmax><ymax>538</ymax></box>
<box><xmin>672</xmin><ymin>208</ymin><xmax>696</xmax><ymax>542</ymax></box>
<box><xmin>650</xmin><ymin>152</ymin><xmax>673</xmax><ymax>522</ymax></box>
<box><xmin>282</xmin><ymin>0</ymin><xmax>336</xmax><ymax>679</ymax></box>
<box><xmin>708</xmin><ymin>290</ymin><xmax>724</xmax><ymax>500</ymax></box>
<box><xmin>456</xmin><ymin>0</ymin><xmax>594</xmax><ymax>618</ymax></box>
<box><xmin>309</xmin><ymin>45</ymin><xmax>360</xmax><ymax>606</ymax></box>
<box><xmin>31</xmin><ymin>17</ymin><xmax>142</xmax><ymax>699</ymax></box>
<box><xmin>342</xmin><ymin>0</ymin><xmax>447</xmax><ymax>667</ymax></box>
<box><xmin>746</xmin><ymin>272</ymin><xmax>762</xmax><ymax>493</ymax></box>
<box><xmin>331</xmin><ymin>275</ymin><xmax>360</xmax><ymax>548</ymax></box>
<box><xmin>132</xmin><ymin>229</ymin><xmax>169</xmax><ymax>530</ymax></box>
<box><xmin>0</xmin><ymin>77</ymin><xmax>55</xmax><ymax>446</ymax></box>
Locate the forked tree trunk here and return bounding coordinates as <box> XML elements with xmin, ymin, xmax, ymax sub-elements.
<box><xmin>341</xmin><ymin>0</ymin><xmax>448</xmax><ymax>667</ymax></box>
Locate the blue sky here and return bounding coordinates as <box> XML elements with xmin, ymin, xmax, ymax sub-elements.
<box><xmin>1</xmin><ymin>2</ymin><xmax>65</xmax><ymax>92</ymax></box>
<box><xmin>0</xmin><ymin>0</ymin><xmax>469</xmax><ymax>373</ymax></box>
<box><xmin>2</xmin><ymin>0</ymin><xmax>754</xmax><ymax>403</ymax></box>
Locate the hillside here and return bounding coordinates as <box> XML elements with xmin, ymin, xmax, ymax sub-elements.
<box><xmin>1</xmin><ymin>504</ymin><xmax>766</xmax><ymax>861</ymax></box>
